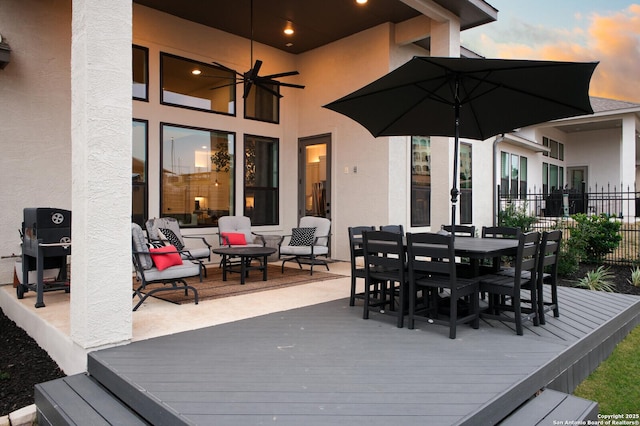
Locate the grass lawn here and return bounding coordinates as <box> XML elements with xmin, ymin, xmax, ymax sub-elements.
<box><xmin>573</xmin><ymin>324</ymin><xmax>640</xmax><ymax>414</ymax></box>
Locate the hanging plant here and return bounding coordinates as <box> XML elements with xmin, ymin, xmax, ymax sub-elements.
<box><xmin>211</xmin><ymin>143</ymin><xmax>230</xmax><ymax>172</ymax></box>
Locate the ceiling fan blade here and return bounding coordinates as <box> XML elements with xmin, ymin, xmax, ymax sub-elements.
<box><xmin>211</xmin><ymin>62</ymin><xmax>243</xmax><ymax>77</ymax></box>
<box><xmin>255</xmin><ymin>82</ymin><xmax>283</xmax><ymax>98</ymax></box>
<box><xmin>246</xmin><ymin>59</ymin><xmax>263</xmax><ymax>81</ymax></box>
<box><xmin>243</xmin><ymin>81</ymin><xmax>254</xmax><ymax>99</ymax></box>
<box><xmin>208</xmin><ymin>81</ymin><xmax>241</xmax><ymax>91</ymax></box>
<box><xmin>275</xmin><ymin>82</ymin><xmax>306</xmax><ymax>90</ymax></box>
<box><xmin>261</xmin><ymin>70</ymin><xmax>299</xmax><ymax>79</ymax></box>
<box><xmin>256</xmin><ymin>77</ymin><xmax>305</xmax><ymax>90</ymax></box>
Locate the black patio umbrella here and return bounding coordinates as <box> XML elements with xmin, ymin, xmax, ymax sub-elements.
<box><xmin>323</xmin><ymin>56</ymin><xmax>597</xmax><ymax>231</ymax></box>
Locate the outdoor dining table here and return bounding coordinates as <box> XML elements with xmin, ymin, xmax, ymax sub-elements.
<box><xmin>352</xmin><ymin>234</ymin><xmax>519</xmax><ymax>277</ymax></box>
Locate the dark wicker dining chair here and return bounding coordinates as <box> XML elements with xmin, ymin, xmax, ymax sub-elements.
<box><xmin>347</xmin><ymin>226</ymin><xmax>375</xmax><ymax>306</ymax></box>
<box><xmin>362</xmin><ymin>230</ymin><xmax>408</xmax><ymax>328</ymax></box>
<box><xmin>479</xmin><ymin>231</ymin><xmax>541</xmax><ymax>335</ymax></box>
<box><xmin>406</xmin><ymin>232</ymin><xmax>481</xmax><ymax>339</ymax></box>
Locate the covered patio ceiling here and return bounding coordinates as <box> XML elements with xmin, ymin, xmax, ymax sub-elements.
<box><xmin>133</xmin><ymin>0</ymin><xmax>498</xmax><ymax>54</ymax></box>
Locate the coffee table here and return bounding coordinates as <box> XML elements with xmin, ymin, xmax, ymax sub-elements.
<box><xmin>212</xmin><ymin>246</ymin><xmax>277</xmax><ymax>284</ymax></box>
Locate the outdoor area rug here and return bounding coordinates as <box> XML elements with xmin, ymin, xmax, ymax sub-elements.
<box><xmin>133</xmin><ymin>264</ymin><xmax>346</xmax><ymax>304</ymax></box>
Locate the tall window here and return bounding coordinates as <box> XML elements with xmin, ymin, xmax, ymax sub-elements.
<box><xmin>411</xmin><ymin>136</ymin><xmax>431</xmax><ymax>226</ymax></box>
<box><xmin>132</xmin><ymin>120</ymin><xmax>148</xmax><ymax>226</ymax></box>
<box><xmin>459</xmin><ymin>143</ymin><xmax>472</xmax><ymax>224</ymax></box>
<box><xmin>160</xmin><ymin>123</ymin><xmax>235</xmax><ymax>227</ymax></box>
<box><xmin>500</xmin><ymin>151</ymin><xmax>527</xmax><ymax>199</ymax></box>
<box><xmin>542</xmin><ymin>162</ymin><xmax>564</xmax><ymax>195</ymax></box>
<box><xmin>133</xmin><ymin>45</ymin><xmax>148</xmax><ymax>101</ymax></box>
<box><xmin>245</xmin><ymin>84</ymin><xmax>279</xmax><ymax>123</ymax></box>
<box><xmin>244</xmin><ymin>135</ymin><xmax>279</xmax><ymax>225</ymax></box>
<box><xmin>160</xmin><ymin>52</ymin><xmax>236</xmax><ymax>115</ymax></box>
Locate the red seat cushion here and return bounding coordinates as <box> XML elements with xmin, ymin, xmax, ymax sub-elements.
<box><xmin>221</xmin><ymin>232</ymin><xmax>247</xmax><ymax>245</ymax></box>
<box><xmin>149</xmin><ymin>245</ymin><xmax>183</xmax><ymax>271</ymax></box>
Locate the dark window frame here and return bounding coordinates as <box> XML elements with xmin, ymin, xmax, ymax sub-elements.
<box><xmin>159</xmin><ymin>122</ymin><xmax>236</xmax><ymax>228</ymax></box>
<box><xmin>243</xmin><ymin>134</ymin><xmax>279</xmax><ymax>225</ymax></box>
<box><xmin>133</xmin><ymin>45</ymin><xmax>149</xmax><ymax>102</ymax></box>
<box><xmin>160</xmin><ymin>52</ymin><xmax>236</xmax><ymax>116</ymax></box>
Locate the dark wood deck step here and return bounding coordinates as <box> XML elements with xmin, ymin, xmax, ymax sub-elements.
<box><xmin>500</xmin><ymin>389</ymin><xmax>598</xmax><ymax>425</ymax></box>
<box><xmin>34</xmin><ymin>373</ymin><xmax>149</xmax><ymax>426</ymax></box>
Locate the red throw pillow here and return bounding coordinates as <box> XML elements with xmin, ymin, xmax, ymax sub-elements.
<box><xmin>221</xmin><ymin>232</ymin><xmax>247</xmax><ymax>245</ymax></box>
<box><xmin>149</xmin><ymin>245</ymin><xmax>183</xmax><ymax>271</ymax></box>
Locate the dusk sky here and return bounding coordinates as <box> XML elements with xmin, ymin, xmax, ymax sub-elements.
<box><xmin>461</xmin><ymin>1</ymin><xmax>640</xmax><ymax>103</ymax></box>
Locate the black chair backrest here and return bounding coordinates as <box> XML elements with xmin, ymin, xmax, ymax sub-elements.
<box><xmin>442</xmin><ymin>224</ymin><xmax>475</xmax><ymax>237</ymax></box>
<box><xmin>406</xmin><ymin>232</ymin><xmax>456</xmax><ymax>279</ymax></box>
<box><xmin>539</xmin><ymin>230</ymin><xmax>562</xmax><ymax>276</ymax></box>
<box><xmin>379</xmin><ymin>224</ymin><xmax>404</xmax><ymax>235</ymax></box>
<box><xmin>513</xmin><ymin>231</ymin><xmax>541</xmax><ymax>288</ymax></box>
<box><xmin>482</xmin><ymin>226</ymin><xmax>521</xmax><ymax>239</ymax></box>
<box><xmin>348</xmin><ymin>226</ymin><xmax>375</xmax><ymax>261</ymax></box>
<box><xmin>362</xmin><ymin>230</ymin><xmax>406</xmax><ymax>276</ymax></box>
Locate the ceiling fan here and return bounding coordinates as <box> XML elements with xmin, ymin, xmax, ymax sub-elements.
<box><xmin>209</xmin><ymin>0</ymin><xmax>305</xmax><ymax>99</ymax></box>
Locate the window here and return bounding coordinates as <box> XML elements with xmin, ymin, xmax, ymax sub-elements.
<box><xmin>500</xmin><ymin>151</ymin><xmax>527</xmax><ymax>199</ymax></box>
<box><xmin>543</xmin><ymin>162</ymin><xmax>564</xmax><ymax>195</ymax></box>
<box><xmin>245</xmin><ymin>83</ymin><xmax>279</xmax><ymax>123</ymax></box>
<box><xmin>411</xmin><ymin>137</ymin><xmax>431</xmax><ymax>226</ymax></box>
<box><xmin>160</xmin><ymin>123</ymin><xmax>235</xmax><ymax>227</ymax></box>
<box><xmin>459</xmin><ymin>143</ymin><xmax>472</xmax><ymax>224</ymax></box>
<box><xmin>132</xmin><ymin>120</ymin><xmax>148</xmax><ymax>226</ymax></box>
<box><xmin>133</xmin><ymin>45</ymin><xmax>148</xmax><ymax>101</ymax></box>
<box><xmin>160</xmin><ymin>53</ymin><xmax>236</xmax><ymax>115</ymax></box>
<box><xmin>543</xmin><ymin>136</ymin><xmax>564</xmax><ymax>160</ymax></box>
<box><xmin>244</xmin><ymin>135</ymin><xmax>279</xmax><ymax>225</ymax></box>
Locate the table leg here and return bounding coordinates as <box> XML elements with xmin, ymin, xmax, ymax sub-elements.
<box><xmin>240</xmin><ymin>256</ymin><xmax>246</xmax><ymax>285</ymax></box>
<box><xmin>221</xmin><ymin>254</ymin><xmax>228</xmax><ymax>281</ymax></box>
<box><xmin>262</xmin><ymin>255</ymin><xmax>268</xmax><ymax>281</ymax></box>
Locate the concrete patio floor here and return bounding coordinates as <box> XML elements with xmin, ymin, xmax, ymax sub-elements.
<box><xmin>0</xmin><ymin>260</ymin><xmax>354</xmax><ymax>375</ymax></box>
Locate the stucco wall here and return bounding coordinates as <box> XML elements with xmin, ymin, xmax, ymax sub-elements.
<box><xmin>0</xmin><ymin>0</ymin><xmax>72</xmax><ymax>282</ymax></box>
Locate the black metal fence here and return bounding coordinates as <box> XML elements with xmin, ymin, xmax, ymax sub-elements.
<box><xmin>498</xmin><ymin>184</ymin><xmax>640</xmax><ymax>266</ymax></box>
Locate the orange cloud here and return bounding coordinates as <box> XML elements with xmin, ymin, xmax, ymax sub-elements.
<box><xmin>488</xmin><ymin>5</ymin><xmax>640</xmax><ymax>103</ymax></box>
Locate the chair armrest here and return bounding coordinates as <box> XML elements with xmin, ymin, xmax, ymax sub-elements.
<box><xmin>277</xmin><ymin>234</ymin><xmax>292</xmax><ymax>247</ymax></box>
<box><xmin>251</xmin><ymin>232</ymin><xmax>266</xmax><ymax>246</ymax></box>
<box><xmin>182</xmin><ymin>235</ymin><xmax>212</xmax><ymax>249</ymax></box>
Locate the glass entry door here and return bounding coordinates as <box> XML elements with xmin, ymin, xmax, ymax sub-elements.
<box><xmin>298</xmin><ymin>134</ymin><xmax>331</xmax><ymax>221</ymax></box>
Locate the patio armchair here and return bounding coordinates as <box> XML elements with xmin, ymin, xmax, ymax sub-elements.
<box><xmin>278</xmin><ymin>216</ymin><xmax>331</xmax><ymax>275</ymax></box>
<box><xmin>217</xmin><ymin>216</ymin><xmax>266</xmax><ymax>247</ymax></box>
<box><xmin>131</xmin><ymin>223</ymin><xmax>200</xmax><ymax>311</ymax></box>
<box><xmin>146</xmin><ymin>217</ymin><xmax>212</xmax><ymax>275</ymax></box>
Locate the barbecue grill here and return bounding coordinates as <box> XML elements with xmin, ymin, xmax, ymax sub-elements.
<box><xmin>19</xmin><ymin>208</ymin><xmax>71</xmax><ymax>307</ymax></box>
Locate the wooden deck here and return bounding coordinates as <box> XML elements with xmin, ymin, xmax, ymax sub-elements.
<box><xmin>37</xmin><ymin>285</ymin><xmax>640</xmax><ymax>425</ymax></box>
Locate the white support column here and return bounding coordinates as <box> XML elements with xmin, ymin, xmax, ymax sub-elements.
<box><xmin>70</xmin><ymin>0</ymin><xmax>132</xmax><ymax>353</ymax></box>
<box><xmin>621</xmin><ymin>115</ymin><xmax>637</xmax><ymax>218</ymax></box>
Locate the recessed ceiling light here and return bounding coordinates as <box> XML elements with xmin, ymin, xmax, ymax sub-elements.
<box><xmin>356</xmin><ymin>0</ymin><xmax>368</xmax><ymax>4</ymax></box>
<box><xmin>285</xmin><ymin>42</ymin><xmax>293</xmax><ymax>47</ymax></box>
<box><xmin>284</xmin><ymin>21</ymin><xmax>294</xmax><ymax>35</ymax></box>
<box><xmin>191</xmin><ymin>69</ymin><xmax>202</xmax><ymax>75</ymax></box>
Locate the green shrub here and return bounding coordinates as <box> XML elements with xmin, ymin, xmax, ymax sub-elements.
<box><xmin>628</xmin><ymin>267</ymin><xmax>640</xmax><ymax>287</ymax></box>
<box><xmin>570</xmin><ymin>213</ymin><xmax>622</xmax><ymax>263</ymax></box>
<box><xmin>574</xmin><ymin>266</ymin><xmax>616</xmax><ymax>292</ymax></box>
<box><xmin>498</xmin><ymin>202</ymin><xmax>537</xmax><ymax>232</ymax></box>
<box><xmin>557</xmin><ymin>239</ymin><xmax>581</xmax><ymax>277</ymax></box>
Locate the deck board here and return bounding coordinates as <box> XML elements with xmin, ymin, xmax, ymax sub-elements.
<box><xmin>87</xmin><ymin>286</ymin><xmax>640</xmax><ymax>426</ymax></box>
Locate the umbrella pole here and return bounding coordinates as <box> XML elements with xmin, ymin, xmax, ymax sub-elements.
<box><xmin>450</xmin><ymin>88</ymin><xmax>461</xmax><ymax>237</ymax></box>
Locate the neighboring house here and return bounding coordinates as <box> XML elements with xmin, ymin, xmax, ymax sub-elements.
<box><xmin>2</xmin><ymin>0</ymin><xmax>638</xmax><ymax>374</ymax></box>
<box><xmin>494</xmin><ymin>97</ymin><xmax>640</xmax><ymax>220</ymax></box>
